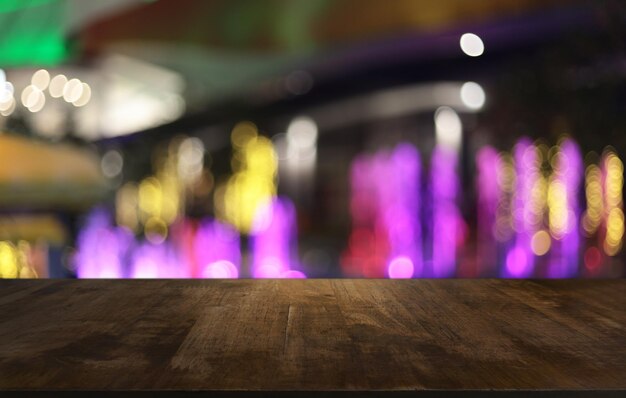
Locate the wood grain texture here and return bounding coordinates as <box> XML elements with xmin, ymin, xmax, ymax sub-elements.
<box><xmin>0</xmin><ymin>279</ymin><xmax>624</xmax><ymax>393</ymax></box>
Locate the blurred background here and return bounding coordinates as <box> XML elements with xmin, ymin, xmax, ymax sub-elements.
<box><xmin>0</xmin><ymin>0</ymin><xmax>625</xmax><ymax>279</ymax></box>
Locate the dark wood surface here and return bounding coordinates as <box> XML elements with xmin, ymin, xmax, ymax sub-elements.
<box><xmin>0</xmin><ymin>279</ymin><xmax>624</xmax><ymax>395</ymax></box>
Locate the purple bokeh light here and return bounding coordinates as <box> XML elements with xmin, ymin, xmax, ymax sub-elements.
<box><xmin>75</xmin><ymin>208</ymin><xmax>133</xmax><ymax>278</ymax></box>
<box><xmin>431</xmin><ymin>145</ymin><xmax>461</xmax><ymax>277</ymax></box>
<box><xmin>130</xmin><ymin>241</ymin><xmax>187</xmax><ymax>278</ymax></box>
<box><xmin>504</xmin><ymin>138</ymin><xmax>536</xmax><ymax>278</ymax></box>
<box><xmin>194</xmin><ymin>219</ymin><xmax>241</xmax><ymax>278</ymax></box>
<box><xmin>250</xmin><ymin>197</ymin><xmax>305</xmax><ymax>278</ymax></box>
<box><xmin>476</xmin><ymin>146</ymin><xmax>501</xmax><ymax>275</ymax></box>
<box><xmin>387</xmin><ymin>256</ymin><xmax>415</xmax><ymax>278</ymax></box>
<box><xmin>549</xmin><ymin>138</ymin><xmax>582</xmax><ymax>277</ymax></box>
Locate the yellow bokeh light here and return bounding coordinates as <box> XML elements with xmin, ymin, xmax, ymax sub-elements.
<box><xmin>548</xmin><ymin>180</ymin><xmax>567</xmax><ymax>238</ymax></box>
<box><xmin>144</xmin><ymin>216</ymin><xmax>168</xmax><ymax>244</ymax></box>
<box><xmin>494</xmin><ymin>153</ymin><xmax>515</xmax><ymax>241</ymax></box>
<box><xmin>138</xmin><ymin>177</ymin><xmax>163</xmax><ymax>219</ymax></box>
<box><xmin>0</xmin><ymin>240</ymin><xmax>36</xmax><ymax>279</ymax></box>
<box><xmin>530</xmin><ymin>230</ymin><xmax>551</xmax><ymax>256</ymax></box>
<box><xmin>217</xmin><ymin>125</ymin><xmax>278</xmax><ymax>233</ymax></box>
<box><xmin>602</xmin><ymin>151</ymin><xmax>624</xmax><ymax>255</ymax></box>
<box><xmin>582</xmin><ymin>164</ymin><xmax>603</xmax><ymax>236</ymax></box>
<box><xmin>158</xmin><ymin>168</ymin><xmax>181</xmax><ymax>224</ymax></box>
<box><xmin>115</xmin><ymin>136</ymin><xmax>204</xmax><ymax>235</ymax></box>
<box><xmin>116</xmin><ymin>182</ymin><xmax>139</xmax><ymax>232</ymax></box>
<box><xmin>0</xmin><ymin>241</ymin><xmax>18</xmax><ymax>278</ymax></box>
<box><xmin>231</xmin><ymin>121</ymin><xmax>258</xmax><ymax>148</ymax></box>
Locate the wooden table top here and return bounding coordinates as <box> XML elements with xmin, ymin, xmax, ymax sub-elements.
<box><xmin>0</xmin><ymin>279</ymin><xmax>624</xmax><ymax>396</ymax></box>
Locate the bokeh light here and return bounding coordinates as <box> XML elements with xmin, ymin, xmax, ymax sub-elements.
<box><xmin>3</xmin><ymin>1</ymin><xmax>625</xmax><ymax>283</ymax></box>
<box><xmin>202</xmin><ymin>260</ymin><xmax>238</xmax><ymax>279</ymax></box>
<box><xmin>434</xmin><ymin>106</ymin><xmax>462</xmax><ymax>151</ymax></box>
<box><xmin>48</xmin><ymin>74</ymin><xmax>67</xmax><ymax>98</ymax></box>
<box><xmin>530</xmin><ymin>230</ymin><xmax>551</xmax><ymax>256</ymax></box>
<box><xmin>31</xmin><ymin>69</ymin><xmax>50</xmax><ymax>90</ymax></box>
<box><xmin>460</xmin><ymin>33</ymin><xmax>484</xmax><ymax>57</ymax></box>
<box><xmin>251</xmin><ymin>197</ymin><xmax>304</xmax><ymax>278</ymax></box>
<box><xmin>387</xmin><ymin>256</ymin><xmax>414</xmax><ymax>278</ymax></box>
<box><xmin>218</xmin><ymin>122</ymin><xmax>278</xmax><ymax>234</ymax></box>
<box><xmin>101</xmin><ymin>150</ymin><xmax>124</xmax><ymax>178</ymax></box>
<box><xmin>602</xmin><ymin>151</ymin><xmax>624</xmax><ymax>256</ymax></box>
<box><xmin>460</xmin><ymin>81</ymin><xmax>486</xmax><ymax>110</ymax></box>
<box><xmin>63</xmin><ymin>78</ymin><xmax>83</xmax><ymax>103</ymax></box>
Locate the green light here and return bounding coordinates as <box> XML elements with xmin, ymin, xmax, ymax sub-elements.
<box><xmin>0</xmin><ymin>32</ymin><xmax>66</xmax><ymax>66</ymax></box>
<box><xmin>0</xmin><ymin>0</ymin><xmax>55</xmax><ymax>13</ymax></box>
<box><xmin>0</xmin><ymin>0</ymin><xmax>69</xmax><ymax>66</ymax></box>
